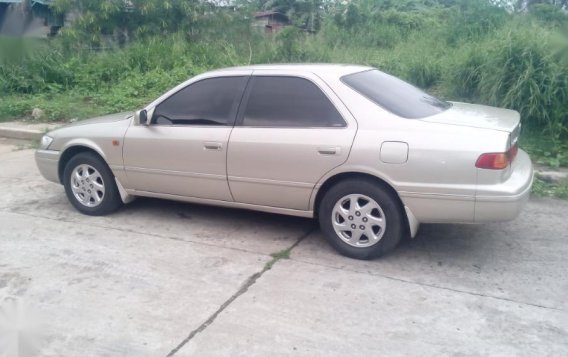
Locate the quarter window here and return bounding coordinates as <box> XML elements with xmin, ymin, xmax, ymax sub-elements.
<box><xmin>153</xmin><ymin>76</ymin><xmax>247</xmax><ymax>126</ymax></box>
<box><xmin>242</xmin><ymin>76</ymin><xmax>345</xmax><ymax>127</ymax></box>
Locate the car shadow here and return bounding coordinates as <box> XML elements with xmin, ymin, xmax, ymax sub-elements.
<box><xmin>121</xmin><ymin>197</ymin><xmax>314</xmax><ymax>227</ymax></box>
<box><xmin>122</xmin><ymin>198</ymin><xmax>499</xmax><ymax>262</ymax></box>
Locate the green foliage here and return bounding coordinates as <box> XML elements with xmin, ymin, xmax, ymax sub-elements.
<box><xmin>0</xmin><ymin>33</ymin><xmax>249</xmax><ymax>120</ymax></box>
<box><xmin>265</xmin><ymin>246</ymin><xmax>292</xmax><ymax>270</ymax></box>
<box><xmin>0</xmin><ymin>93</ymin><xmax>105</xmax><ymax>122</ymax></box>
<box><xmin>521</xmin><ymin>132</ymin><xmax>568</xmax><ymax>168</ymax></box>
<box><xmin>531</xmin><ymin>176</ymin><xmax>568</xmax><ymax>199</ymax></box>
<box><xmin>529</xmin><ymin>3</ymin><xmax>568</xmax><ymax>26</ymax></box>
<box><xmin>1</xmin><ymin>0</ymin><xmax>567</xmax><ymax>161</ymax></box>
<box><xmin>441</xmin><ymin>21</ymin><xmax>568</xmax><ymax>154</ymax></box>
<box><xmin>443</xmin><ymin>0</ymin><xmax>509</xmax><ymax>44</ymax></box>
<box><xmin>274</xmin><ymin>26</ymin><xmax>307</xmax><ymax>60</ymax></box>
<box><xmin>51</xmin><ymin>0</ymin><xmax>213</xmax><ymax>46</ymax></box>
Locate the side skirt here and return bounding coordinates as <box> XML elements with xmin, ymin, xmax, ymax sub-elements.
<box><xmin>125</xmin><ymin>189</ymin><xmax>314</xmax><ymax>218</ymax></box>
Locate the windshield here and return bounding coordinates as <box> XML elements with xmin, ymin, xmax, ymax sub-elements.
<box><xmin>341</xmin><ymin>69</ymin><xmax>451</xmax><ymax>119</ymax></box>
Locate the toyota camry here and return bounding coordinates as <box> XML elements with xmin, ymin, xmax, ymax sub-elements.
<box><xmin>35</xmin><ymin>64</ymin><xmax>533</xmax><ymax>259</ymax></box>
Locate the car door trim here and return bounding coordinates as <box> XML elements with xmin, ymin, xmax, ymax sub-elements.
<box><xmin>124</xmin><ymin>166</ymin><xmax>227</xmax><ymax>181</ymax></box>
<box><xmin>227</xmin><ymin>175</ymin><xmax>314</xmax><ymax>188</ymax></box>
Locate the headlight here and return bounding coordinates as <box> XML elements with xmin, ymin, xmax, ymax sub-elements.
<box><xmin>39</xmin><ymin>135</ymin><xmax>54</xmax><ymax>150</ymax></box>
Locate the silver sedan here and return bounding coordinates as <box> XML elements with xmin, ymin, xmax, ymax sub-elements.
<box><xmin>35</xmin><ymin>64</ymin><xmax>533</xmax><ymax>259</ymax></box>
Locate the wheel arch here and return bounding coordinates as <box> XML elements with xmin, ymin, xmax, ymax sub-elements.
<box><xmin>312</xmin><ymin>171</ymin><xmax>418</xmax><ymax>238</ymax></box>
<box><xmin>58</xmin><ymin>145</ymin><xmax>106</xmax><ymax>184</ymax></box>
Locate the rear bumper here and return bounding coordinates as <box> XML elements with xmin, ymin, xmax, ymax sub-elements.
<box><xmin>35</xmin><ymin>149</ymin><xmax>61</xmax><ymax>184</ymax></box>
<box><xmin>474</xmin><ymin>149</ymin><xmax>533</xmax><ymax>222</ymax></box>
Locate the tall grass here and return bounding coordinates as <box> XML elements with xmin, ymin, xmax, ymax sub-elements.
<box><xmin>1</xmin><ymin>0</ymin><xmax>567</xmax><ymax>145</ymax></box>
<box><xmin>443</xmin><ymin>22</ymin><xmax>568</xmax><ymax>145</ymax></box>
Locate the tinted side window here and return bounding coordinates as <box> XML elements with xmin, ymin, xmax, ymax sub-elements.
<box><xmin>341</xmin><ymin>70</ymin><xmax>451</xmax><ymax>119</ymax></box>
<box><xmin>242</xmin><ymin>76</ymin><xmax>345</xmax><ymax>127</ymax></box>
<box><xmin>153</xmin><ymin>76</ymin><xmax>247</xmax><ymax>126</ymax></box>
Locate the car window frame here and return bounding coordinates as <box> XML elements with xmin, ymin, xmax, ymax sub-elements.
<box><xmin>235</xmin><ymin>75</ymin><xmax>348</xmax><ymax>129</ymax></box>
<box><xmin>149</xmin><ymin>75</ymin><xmax>251</xmax><ymax>127</ymax></box>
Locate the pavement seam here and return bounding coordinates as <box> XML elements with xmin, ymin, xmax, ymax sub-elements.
<box><xmin>166</xmin><ymin>227</ymin><xmax>315</xmax><ymax>357</ymax></box>
<box><xmin>5</xmin><ymin>208</ymin><xmax>562</xmax><ymax>311</ymax></box>
<box><xmin>4</xmin><ymin>209</ymin><xmax>563</xmax><ymax>312</ymax></box>
<box><xmin>289</xmin><ymin>257</ymin><xmax>564</xmax><ymax>312</ymax></box>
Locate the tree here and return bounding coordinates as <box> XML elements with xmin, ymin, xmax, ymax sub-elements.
<box><xmin>50</xmin><ymin>0</ymin><xmax>210</xmax><ymax>45</ymax></box>
<box><xmin>515</xmin><ymin>0</ymin><xmax>568</xmax><ymax>10</ymax></box>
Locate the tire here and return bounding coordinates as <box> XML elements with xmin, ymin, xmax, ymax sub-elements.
<box><xmin>318</xmin><ymin>178</ymin><xmax>404</xmax><ymax>260</ymax></box>
<box><xmin>63</xmin><ymin>152</ymin><xmax>122</xmax><ymax>216</ymax></box>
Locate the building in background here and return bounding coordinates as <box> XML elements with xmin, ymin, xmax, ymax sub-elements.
<box><xmin>0</xmin><ymin>0</ymin><xmax>63</xmax><ymax>37</ymax></box>
<box><xmin>253</xmin><ymin>11</ymin><xmax>290</xmax><ymax>34</ymax></box>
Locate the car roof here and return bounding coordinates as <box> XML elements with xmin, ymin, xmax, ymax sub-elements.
<box><xmin>213</xmin><ymin>63</ymin><xmax>372</xmax><ymax>77</ymax></box>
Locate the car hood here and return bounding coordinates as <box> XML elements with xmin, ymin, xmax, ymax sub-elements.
<box><xmin>422</xmin><ymin>102</ymin><xmax>520</xmax><ymax>133</ymax></box>
<box><xmin>61</xmin><ymin>112</ymin><xmax>133</xmax><ymax>128</ymax></box>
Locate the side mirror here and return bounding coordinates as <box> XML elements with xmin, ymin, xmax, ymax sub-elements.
<box><xmin>135</xmin><ymin>109</ymin><xmax>149</xmax><ymax>126</ymax></box>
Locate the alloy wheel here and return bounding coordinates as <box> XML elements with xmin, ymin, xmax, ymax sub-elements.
<box><xmin>70</xmin><ymin>164</ymin><xmax>105</xmax><ymax>207</ymax></box>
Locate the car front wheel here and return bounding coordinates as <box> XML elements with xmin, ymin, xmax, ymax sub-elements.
<box><xmin>63</xmin><ymin>152</ymin><xmax>122</xmax><ymax>216</ymax></box>
<box><xmin>319</xmin><ymin>178</ymin><xmax>404</xmax><ymax>260</ymax></box>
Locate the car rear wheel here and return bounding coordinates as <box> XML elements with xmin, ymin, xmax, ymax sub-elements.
<box><xmin>318</xmin><ymin>178</ymin><xmax>404</xmax><ymax>260</ymax></box>
<box><xmin>63</xmin><ymin>152</ymin><xmax>122</xmax><ymax>216</ymax></box>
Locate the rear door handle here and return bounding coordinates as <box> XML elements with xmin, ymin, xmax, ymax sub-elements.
<box><xmin>204</xmin><ymin>142</ymin><xmax>223</xmax><ymax>151</ymax></box>
<box><xmin>318</xmin><ymin>147</ymin><xmax>340</xmax><ymax>155</ymax></box>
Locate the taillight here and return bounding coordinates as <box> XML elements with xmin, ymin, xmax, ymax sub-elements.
<box><xmin>476</xmin><ymin>144</ymin><xmax>518</xmax><ymax>170</ymax></box>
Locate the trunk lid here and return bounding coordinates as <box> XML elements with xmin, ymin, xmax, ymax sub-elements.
<box><xmin>422</xmin><ymin>102</ymin><xmax>520</xmax><ymax>134</ymax></box>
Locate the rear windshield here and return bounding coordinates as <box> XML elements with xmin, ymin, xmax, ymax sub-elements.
<box><xmin>341</xmin><ymin>69</ymin><xmax>451</xmax><ymax>119</ymax></box>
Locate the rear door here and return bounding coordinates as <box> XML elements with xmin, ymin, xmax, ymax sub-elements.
<box><xmin>227</xmin><ymin>71</ymin><xmax>357</xmax><ymax>210</ymax></box>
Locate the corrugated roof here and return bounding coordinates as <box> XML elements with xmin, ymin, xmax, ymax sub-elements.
<box><xmin>254</xmin><ymin>11</ymin><xmax>288</xmax><ymax>19</ymax></box>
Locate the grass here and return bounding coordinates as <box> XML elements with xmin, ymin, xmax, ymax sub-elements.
<box><xmin>2</xmin><ymin>4</ymin><xmax>567</xmax><ymax>134</ymax></box>
<box><xmin>265</xmin><ymin>247</ymin><xmax>293</xmax><ymax>271</ymax></box>
<box><xmin>520</xmin><ymin>132</ymin><xmax>568</xmax><ymax>169</ymax></box>
<box><xmin>0</xmin><ymin>93</ymin><xmax>112</xmax><ymax>123</ymax></box>
<box><xmin>531</xmin><ymin>176</ymin><xmax>568</xmax><ymax>199</ymax></box>
<box><xmin>520</xmin><ymin>131</ymin><xmax>568</xmax><ymax>200</ymax></box>
<box><xmin>1</xmin><ymin>2</ymin><xmax>567</xmax><ymax>197</ymax></box>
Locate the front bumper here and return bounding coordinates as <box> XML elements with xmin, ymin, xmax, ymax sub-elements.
<box><xmin>474</xmin><ymin>149</ymin><xmax>533</xmax><ymax>222</ymax></box>
<box><xmin>35</xmin><ymin>149</ymin><xmax>61</xmax><ymax>184</ymax></box>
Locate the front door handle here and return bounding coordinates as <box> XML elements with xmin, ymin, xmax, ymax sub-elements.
<box><xmin>204</xmin><ymin>142</ymin><xmax>223</xmax><ymax>151</ymax></box>
<box><xmin>318</xmin><ymin>147</ymin><xmax>340</xmax><ymax>155</ymax></box>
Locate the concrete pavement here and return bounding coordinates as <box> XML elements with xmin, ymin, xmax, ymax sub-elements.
<box><xmin>0</xmin><ymin>142</ymin><xmax>566</xmax><ymax>356</ymax></box>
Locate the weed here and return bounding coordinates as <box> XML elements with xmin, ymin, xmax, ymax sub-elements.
<box><xmin>521</xmin><ymin>132</ymin><xmax>568</xmax><ymax>169</ymax></box>
<box><xmin>265</xmin><ymin>248</ymin><xmax>292</xmax><ymax>271</ymax></box>
<box><xmin>532</xmin><ymin>176</ymin><xmax>568</xmax><ymax>199</ymax></box>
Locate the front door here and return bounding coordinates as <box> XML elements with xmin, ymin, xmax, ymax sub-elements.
<box><xmin>122</xmin><ymin>75</ymin><xmax>249</xmax><ymax>201</ymax></box>
<box><xmin>227</xmin><ymin>73</ymin><xmax>357</xmax><ymax>210</ymax></box>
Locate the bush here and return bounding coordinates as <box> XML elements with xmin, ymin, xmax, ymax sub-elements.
<box><xmin>1</xmin><ymin>0</ymin><xmax>567</xmax><ymax>149</ymax></box>
<box><xmin>443</xmin><ymin>22</ymin><xmax>568</xmax><ymax>139</ymax></box>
